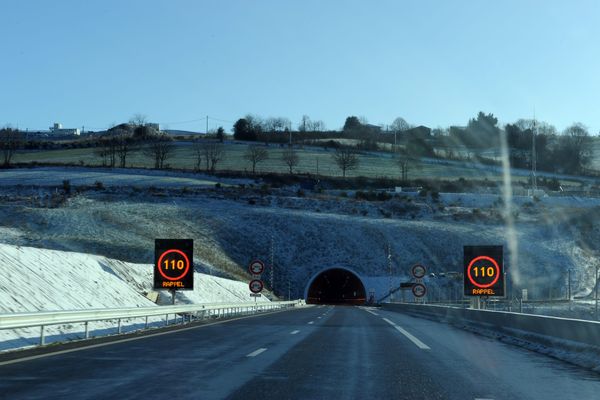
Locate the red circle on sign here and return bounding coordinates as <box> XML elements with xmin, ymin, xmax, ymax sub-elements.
<box><xmin>158</xmin><ymin>249</ymin><xmax>191</xmax><ymax>281</ymax></box>
<box><xmin>467</xmin><ymin>256</ymin><xmax>500</xmax><ymax>288</ymax></box>
<box><xmin>412</xmin><ymin>264</ymin><xmax>426</xmax><ymax>279</ymax></box>
<box><xmin>412</xmin><ymin>283</ymin><xmax>427</xmax><ymax>297</ymax></box>
<box><xmin>249</xmin><ymin>279</ymin><xmax>264</xmax><ymax>293</ymax></box>
<box><xmin>249</xmin><ymin>260</ymin><xmax>265</xmax><ymax>275</ymax></box>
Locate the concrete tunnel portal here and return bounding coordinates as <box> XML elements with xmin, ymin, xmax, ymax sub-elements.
<box><xmin>305</xmin><ymin>267</ymin><xmax>367</xmax><ymax>305</ymax></box>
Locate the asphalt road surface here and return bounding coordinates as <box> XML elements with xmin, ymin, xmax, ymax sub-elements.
<box><xmin>1</xmin><ymin>306</ymin><xmax>599</xmax><ymax>399</ymax></box>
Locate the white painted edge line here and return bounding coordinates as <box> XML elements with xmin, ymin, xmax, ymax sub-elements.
<box><xmin>290</xmin><ymin>330</ymin><xmax>300</xmax><ymax>335</ymax></box>
<box><xmin>246</xmin><ymin>348</ymin><xmax>267</xmax><ymax>357</ymax></box>
<box><xmin>365</xmin><ymin>309</ymin><xmax>379</xmax><ymax>316</ymax></box>
<box><xmin>382</xmin><ymin>318</ymin><xmax>430</xmax><ymax>350</ymax></box>
<box><xmin>317</xmin><ymin>317</ymin><xmax>322</xmax><ymax>319</ymax></box>
<box><xmin>0</xmin><ymin>307</ymin><xmax>295</xmax><ymax>367</ymax></box>
<box><xmin>308</xmin><ymin>321</ymin><xmax>314</xmax><ymax>325</ymax></box>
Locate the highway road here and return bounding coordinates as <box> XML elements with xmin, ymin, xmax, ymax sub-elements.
<box><xmin>1</xmin><ymin>305</ymin><xmax>599</xmax><ymax>399</ymax></box>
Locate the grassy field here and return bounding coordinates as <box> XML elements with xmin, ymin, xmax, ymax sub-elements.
<box><xmin>11</xmin><ymin>141</ymin><xmax>594</xmax><ymax>186</ymax></box>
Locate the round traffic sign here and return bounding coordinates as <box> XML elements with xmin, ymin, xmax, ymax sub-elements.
<box><xmin>412</xmin><ymin>283</ymin><xmax>427</xmax><ymax>298</ymax></box>
<box><xmin>467</xmin><ymin>256</ymin><xmax>500</xmax><ymax>289</ymax></box>
<box><xmin>249</xmin><ymin>279</ymin><xmax>264</xmax><ymax>294</ymax></box>
<box><xmin>157</xmin><ymin>249</ymin><xmax>191</xmax><ymax>281</ymax></box>
<box><xmin>248</xmin><ymin>260</ymin><xmax>265</xmax><ymax>275</ymax></box>
<box><xmin>411</xmin><ymin>264</ymin><xmax>427</xmax><ymax>279</ymax></box>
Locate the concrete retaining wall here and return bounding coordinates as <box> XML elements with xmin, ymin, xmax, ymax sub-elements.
<box><xmin>383</xmin><ymin>303</ymin><xmax>600</xmax><ymax>347</ymax></box>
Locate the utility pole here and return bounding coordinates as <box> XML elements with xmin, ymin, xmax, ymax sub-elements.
<box><xmin>388</xmin><ymin>243</ymin><xmax>393</xmax><ymax>302</ymax></box>
<box><xmin>270</xmin><ymin>234</ymin><xmax>275</xmax><ymax>295</ymax></box>
<box><xmin>567</xmin><ymin>269</ymin><xmax>572</xmax><ymax>311</ymax></box>
<box><xmin>288</xmin><ymin>279</ymin><xmax>291</xmax><ymax>300</ymax></box>
<box><xmin>531</xmin><ymin>118</ymin><xmax>537</xmax><ymax>193</ymax></box>
<box><xmin>594</xmin><ymin>264</ymin><xmax>598</xmax><ymax>321</ymax></box>
<box><xmin>206</xmin><ymin>116</ymin><xmax>209</xmax><ymax>134</ymax></box>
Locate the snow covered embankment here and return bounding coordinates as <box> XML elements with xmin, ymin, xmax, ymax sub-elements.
<box><xmin>0</xmin><ymin>244</ymin><xmax>265</xmax><ymax>351</ymax></box>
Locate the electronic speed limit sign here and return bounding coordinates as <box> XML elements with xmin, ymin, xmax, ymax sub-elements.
<box><xmin>154</xmin><ymin>239</ymin><xmax>194</xmax><ymax>290</ymax></box>
<box><xmin>249</xmin><ymin>279</ymin><xmax>264</xmax><ymax>294</ymax></box>
<box><xmin>464</xmin><ymin>245</ymin><xmax>504</xmax><ymax>297</ymax></box>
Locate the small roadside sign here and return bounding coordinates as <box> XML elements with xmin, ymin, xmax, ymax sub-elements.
<box><xmin>412</xmin><ymin>264</ymin><xmax>426</xmax><ymax>279</ymax></box>
<box><xmin>249</xmin><ymin>279</ymin><xmax>264</xmax><ymax>294</ymax></box>
<box><xmin>249</xmin><ymin>260</ymin><xmax>265</xmax><ymax>275</ymax></box>
<box><xmin>412</xmin><ymin>283</ymin><xmax>427</xmax><ymax>298</ymax></box>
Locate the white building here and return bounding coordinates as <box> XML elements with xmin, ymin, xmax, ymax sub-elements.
<box><xmin>49</xmin><ymin>122</ymin><xmax>80</xmax><ymax>136</ymax></box>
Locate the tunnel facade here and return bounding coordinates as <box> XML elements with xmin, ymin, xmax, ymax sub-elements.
<box><xmin>305</xmin><ymin>267</ymin><xmax>367</xmax><ymax>305</ymax></box>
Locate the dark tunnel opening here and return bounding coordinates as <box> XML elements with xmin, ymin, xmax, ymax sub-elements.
<box><xmin>306</xmin><ymin>268</ymin><xmax>367</xmax><ymax>305</ymax></box>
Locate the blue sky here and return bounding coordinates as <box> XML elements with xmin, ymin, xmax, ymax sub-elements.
<box><xmin>1</xmin><ymin>0</ymin><xmax>599</xmax><ymax>133</ymax></box>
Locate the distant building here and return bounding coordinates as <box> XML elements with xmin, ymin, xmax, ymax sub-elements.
<box><xmin>49</xmin><ymin>122</ymin><xmax>80</xmax><ymax>136</ymax></box>
<box><xmin>403</xmin><ymin>125</ymin><xmax>431</xmax><ymax>140</ymax></box>
<box><xmin>364</xmin><ymin>123</ymin><xmax>382</xmax><ymax>133</ymax></box>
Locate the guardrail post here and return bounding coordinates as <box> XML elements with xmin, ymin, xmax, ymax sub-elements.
<box><xmin>165</xmin><ymin>314</ymin><xmax>169</xmax><ymax>326</ymax></box>
<box><xmin>117</xmin><ymin>319</ymin><xmax>122</xmax><ymax>334</ymax></box>
<box><xmin>145</xmin><ymin>316</ymin><xmax>149</xmax><ymax>329</ymax></box>
<box><xmin>84</xmin><ymin>321</ymin><xmax>89</xmax><ymax>339</ymax></box>
<box><xmin>40</xmin><ymin>325</ymin><xmax>45</xmax><ymax>346</ymax></box>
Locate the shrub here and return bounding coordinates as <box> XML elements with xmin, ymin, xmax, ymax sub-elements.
<box><xmin>94</xmin><ymin>181</ymin><xmax>105</xmax><ymax>190</ymax></box>
<box><xmin>62</xmin><ymin>180</ymin><xmax>71</xmax><ymax>194</ymax></box>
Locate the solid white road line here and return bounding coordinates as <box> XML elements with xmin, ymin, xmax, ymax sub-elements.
<box><xmin>382</xmin><ymin>318</ymin><xmax>430</xmax><ymax>350</ymax></box>
<box><xmin>364</xmin><ymin>309</ymin><xmax>379</xmax><ymax>316</ymax></box>
<box><xmin>308</xmin><ymin>321</ymin><xmax>314</xmax><ymax>325</ymax></box>
<box><xmin>290</xmin><ymin>330</ymin><xmax>300</xmax><ymax>335</ymax></box>
<box><xmin>0</xmin><ymin>308</ymin><xmax>295</xmax><ymax>367</ymax></box>
<box><xmin>246</xmin><ymin>348</ymin><xmax>267</xmax><ymax>357</ymax></box>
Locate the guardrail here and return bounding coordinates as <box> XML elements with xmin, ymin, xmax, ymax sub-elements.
<box><xmin>0</xmin><ymin>300</ymin><xmax>304</xmax><ymax>347</ymax></box>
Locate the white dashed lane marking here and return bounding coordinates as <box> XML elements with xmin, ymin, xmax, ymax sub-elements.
<box><xmin>246</xmin><ymin>348</ymin><xmax>267</xmax><ymax>357</ymax></box>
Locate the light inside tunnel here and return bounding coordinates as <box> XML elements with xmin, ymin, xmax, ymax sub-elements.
<box><xmin>306</xmin><ymin>268</ymin><xmax>366</xmax><ymax>305</ymax></box>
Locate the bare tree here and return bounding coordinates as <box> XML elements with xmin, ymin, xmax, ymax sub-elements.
<box><xmin>192</xmin><ymin>140</ymin><xmax>204</xmax><ymax>171</ymax></box>
<box><xmin>332</xmin><ymin>147</ymin><xmax>359</xmax><ymax>177</ymax></box>
<box><xmin>129</xmin><ymin>113</ymin><xmax>148</xmax><ymax>127</ymax></box>
<box><xmin>115</xmin><ymin>129</ymin><xmax>134</xmax><ymax>168</ymax></box>
<box><xmin>391</xmin><ymin>117</ymin><xmax>410</xmax><ymax>133</ymax></box>
<box><xmin>0</xmin><ymin>127</ymin><xmax>23</xmax><ymax>167</ymax></box>
<box><xmin>395</xmin><ymin>154</ymin><xmax>411</xmax><ymax>182</ymax></box>
<box><xmin>144</xmin><ymin>135</ymin><xmax>174</xmax><ymax>169</ymax></box>
<box><xmin>281</xmin><ymin>147</ymin><xmax>300</xmax><ymax>173</ymax></box>
<box><xmin>203</xmin><ymin>142</ymin><xmax>225</xmax><ymax>172</ymax></box>
<box><xmin>244</xmin><ymin>145</ymin><xmax>269</xmax><ymax>174</ymax></box>
<box><xmin>193</xmin><ymin>140</ymin><xmax>225</xmax><ymax>172</ymax></box>
<box><xmin>95</xmin><ymin>131</ymin><xmax>118</xmax><ymax>167</ymax></box>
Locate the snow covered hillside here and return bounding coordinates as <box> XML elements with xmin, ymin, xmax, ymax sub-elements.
<box><xmin>1</xmin><ymin>185</ymin><xmax>598</xmax><ymax>302</ymax></box>
<box><xmin>0</xmin><ymin>243</ymin><xmax>268</xmax><ymax>351</ymax></box>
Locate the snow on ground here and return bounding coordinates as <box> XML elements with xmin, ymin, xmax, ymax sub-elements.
<box><xmin>0</xmin><ymin>243</ymin><xmax>268</xmax><ymax>351</ymax></box>
<box><xmin>0</xmin><ymin>166</ymin><xmax>252</xmax><ymax>188</ymax></box>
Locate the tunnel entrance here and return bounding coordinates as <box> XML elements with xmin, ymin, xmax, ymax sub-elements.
<box><xmin>306</xmin><ymin>268</ymin><xmax>367</xmax><ymax>305</ymax></box>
